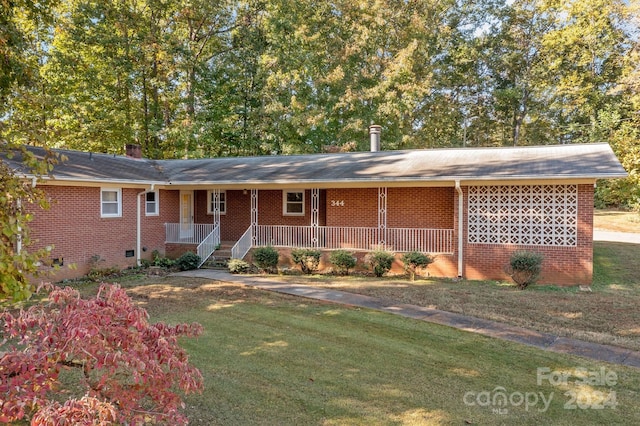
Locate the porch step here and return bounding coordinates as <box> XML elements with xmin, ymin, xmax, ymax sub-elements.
<box><xmin>200</xmin><ymin>247</ymin><xmax>233</xmax><ymax>270</ymax></box>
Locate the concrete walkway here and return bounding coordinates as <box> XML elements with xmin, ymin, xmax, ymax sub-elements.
<box><xmin>594</xmin><ymin>230</ymin><xmax>640</xmax><ymax>244</ymax></box>
<box><xmin>172</xmin><ymin>269</ymin><xmax>640</xmax><ymax>369</ymax></box>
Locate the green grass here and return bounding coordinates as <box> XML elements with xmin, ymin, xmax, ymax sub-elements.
<box><xmin>124</xmin><ymin>279</ymin><xmax>640</xmax><ymax>425</ymax></box>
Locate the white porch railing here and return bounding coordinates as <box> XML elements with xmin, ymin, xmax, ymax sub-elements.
<box><xmin>196</xmin><ymin>224</ymin><xmax>221</xmax><ymax>267</ymax></box>
<box><xmin>167</xmin><ymin>224</ymin><xmax>454</xmax><ymax>266</ymax></box>
<box><xmin>386</xmin><ymin>228</ymin><xmax>454</xmax><ymax>253</ymax></box>
<box><xmin>254</xmin><ymin>225</ymin><xmax>454</xmax><ymax>254</ymax></box>
<box><xmin>231</xmin><ymin>226</ymin><xmax>253</xmax><ymax>260</ymax></box>
<box><xmin>165</xmin><ymin>223</ymin><xmax>217</xmax><ymax>244</ymax></box>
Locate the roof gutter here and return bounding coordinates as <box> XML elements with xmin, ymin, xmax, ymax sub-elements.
<box><xmin>455</xmin><ymin>180</ymin><xmax>463</xmax><ymax>278</ymax></box>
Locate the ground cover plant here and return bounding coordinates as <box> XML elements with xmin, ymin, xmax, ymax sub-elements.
<box><xmin>112</xmin><ymin>277</ymin><xmax>640</xmax><ymax>425</ymax></box>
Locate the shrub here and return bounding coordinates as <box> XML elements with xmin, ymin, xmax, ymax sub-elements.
<box><xmin>506</xmin><ymin>250</ymin><xmax>544</xmax><ymax>289</ymax></box>
<box><xmin>152</xmin><ymin>250</ymin><xmax>175</xmax><ymax>268</ymax></box>
<box><xmin>291</xmin><ymin>248</ymin><xmax>322</xmax><ymax>274</ymax></box>
<box><xmin>0</xmin><ymin>284</ymin><xmax>203</xmax><ymax>424</ymax></box>
<box><xmin>228</xmin><ymin>258</ymin><xmax>250</xmax><ymax>274</ymax></box>
<box><xmin>364</xmin><ymin>250</ymin><xmax>395</xmax><ymax>277</ymax></box>
<box><xmin>175</xmin><ymin>251</ymin><xmax>201</xmax><ymax>271</ymax></box>
<box><xmin>401</xmin><ymin>251</ymin><xmax>435</xmax><ymax>281</ymax></box>
<box><xmin>253</xmin><ymin>246</ymin><xmax>279</xmax><ymax>273</ymax></box>
<box><xmin>329</xmin><ymin>250</ymin><xmax>357</xmax><ymax>275</ymax></box>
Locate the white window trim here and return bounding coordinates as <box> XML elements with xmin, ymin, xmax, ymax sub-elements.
<box><xmin>101</xmin><ymin>188</ymin><xmax>122</xmax><ymax>218</ymax></box>
<box><xmin>207</xmin><ymin>190</ymin><xmax>227</xmax><ymax>215</ymax></box>
<box><xmin>145</xmin><ymin>190</ymin><xmax>159</xmax><ymax>216</ymax></box>
<box><xmin>283</xmin><ymin>190</ymin><xmax>305</xmax><ymax>216</ymax></box>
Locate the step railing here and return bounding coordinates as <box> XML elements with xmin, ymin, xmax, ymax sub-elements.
<box><xmin>196</xmin><ymin>224</ymin><xmax>221</xmax><ymax>268</ymax></box>
<box><xmin>231</xmin><ymin>226</ymin><xmax>253</xmax><ymax>260</ymax></box>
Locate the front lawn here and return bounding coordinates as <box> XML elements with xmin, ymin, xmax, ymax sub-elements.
<box><xmin>124</xmin><ymin>277</ymin><xmax>640</xmax><ymax>425</ymax></box>
<box><xmin>270</xmin><ymin>241</ymin><xmax>640</xmax><ymax>352</ymax></box>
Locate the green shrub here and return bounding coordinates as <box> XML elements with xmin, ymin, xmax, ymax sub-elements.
<box><xmin>253</xmin><ymin>246</ymin><xmax>279</xmax><ymax>273</ymax></box>
<box><xmin>291</xmin><ymin>248</ymin><xmax>322</xmax><ymax>274</ymax></box>
<box><xmin>401</xmin><ymin>251</ymin><xmax>435</xmax><ymax>281</ymax></box>
<box><xmin>175</xmin><ymin>252</ymin><xmax>201</xmax><ymax>271</ymax></box>
<box><xmin>364</xmin><ymin>250</ymin><xmax>395</xmax><ymax>277</ymax></box>
<box><xmin>228</xmin><ymin>258</ymin><xmax>250</xmax><ymax>274</ymax></box>
<box><xmin>152</xmin><ymin>250</ymin><xmax>175</xmax><ymax>268</ymax></box>
<box><xmin>507</xmin><ymin>250</ymin><xmax>544</xmax><ymax>289</ymax></box>
<box><xmin>329</xmin><ymin>250</ymin><xmax>357</xmax><ymax>275</ymax></box>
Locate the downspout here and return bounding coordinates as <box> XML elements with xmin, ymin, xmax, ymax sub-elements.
<box><xmin>455</xmin><ymin>180</ymin><xmax>463</xmax><ymax>278</ymax></box>
<box><xmin>137</xmin><ymin>184</ymin><xmax>155</xmax><ymax>267</ymax></box>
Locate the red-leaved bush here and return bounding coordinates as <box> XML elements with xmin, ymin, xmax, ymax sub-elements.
<box><xmin>0</xmin><ymin>283</ymin><xmax>204</xmax><ymax>425</ymax></box>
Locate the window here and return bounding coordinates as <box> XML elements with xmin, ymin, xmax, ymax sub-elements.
<box><xmin>145</xmin><ymin>191</ymin><xmax>159</xmax><ymax>216</ymax></box>
<box><xmin>207</xmin><ymin>190</ymin><xmax>226</xmax><ymax>215</ymax></box>
<box><xmin>101</xmin><ymin>188</ymin><xmax>121</xmax><ymax>218</ymax></box>
<box><xmin>283</xmin><ymin>190</ymin><xmax>304</xmax><ymax>216</ymax></box>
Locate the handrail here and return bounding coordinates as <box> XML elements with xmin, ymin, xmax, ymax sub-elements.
<box><xmin>231</xmin><ymin>226</ymin><xmax>253</xmax><ymax>260</ymax></box>
<box><xmin>196</xmin><ymin>224</ymin><xmax>220</xmax><ymax>268</ymax></box>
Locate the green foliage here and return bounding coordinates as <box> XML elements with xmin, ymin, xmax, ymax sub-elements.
<box><xmin>329</xmin><ymin>250</ymin><xmax>357</xmax><ymax>276</ymax></box>
<box><xmin>175</xmin><ymin>252</ymin><xmax>201</xmax><ymax>271</ymax></box>
<box><xmin>152</xmin><ymin>250</ymin><xmax>174</xmax><ymax>268</ymax></box>
<box><xmin>0</xmin><ymin>146</ymin><xmax>59</xmax><ymax>303</ymax></box>
<box><xmin>507</xmin><ymin>251</ymin><xmax>544</xmax><ymax>289</ymax></box>
<box><xmin>228</xmin><ymin>258</ymin><xmax>250</xmax><ymax>274</ymax></box>
<box><xmin>253</xmin><ymin>246</ymin><xmax>279</xmax><ymax>274</ymax></box>
<box><xmin>291</xmin><ymin>248</ymin><xmax>322</xmax><ymax>275</ymax></box>
<box><xmin>364</xmin><ymin>250</ymin><xmax>395</xmax><ymax>278</ymax></box>
<box><xmin>401</xmin><ymin>251</ymin><xmax>435</xmax><ymax>281</ymax></box>
<box><xmin>1</xmin><ymin>0</ymin><xmax>638</xmax><ymax>202</ymax></box>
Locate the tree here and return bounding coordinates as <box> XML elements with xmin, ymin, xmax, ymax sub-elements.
<box><xmin>0</xmin><ymin>283</ymin><xmax>204</xmax><ymax>424</ymax></box>
<box><xmin>0</xmin><ymin>1</ymin><xmax>61</xmax><ymax>303</ymax></box>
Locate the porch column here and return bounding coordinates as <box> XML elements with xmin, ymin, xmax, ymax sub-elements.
<box><xmin>211</xmin><ymin>188</ymin><xmax>221</xmax><ymax>226</ymax></box>
<box><xmin>311</xmin><ymin>188</ymin><xmax>319</xmax><ymax>247</ymax></box>
<box><xmin>378</xmin><ymin>187</ymin><xmax>387</xmax><ymax>248</ymax></box>
<box><xmin>251</xmin><ymin>189</ymin><xmax>258</xmax><ymax>246</ymax></box>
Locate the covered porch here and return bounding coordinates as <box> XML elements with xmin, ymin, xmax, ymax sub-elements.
<box><xmin>164</xmin><ymin>187</ymin><xmax>457</xmax><ymax>267</ymax></box>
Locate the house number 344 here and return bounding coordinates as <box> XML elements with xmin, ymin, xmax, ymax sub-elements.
<box><xmin>331</xmin><ymin>200</ymin><xmax>345</xmax><ymax>207</ymax></box>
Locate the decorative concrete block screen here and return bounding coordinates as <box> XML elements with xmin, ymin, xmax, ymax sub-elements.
<box><xmin>468</xmin><ymin>185</ymin><xmax>578</xmax><ymax>246</ymax></box>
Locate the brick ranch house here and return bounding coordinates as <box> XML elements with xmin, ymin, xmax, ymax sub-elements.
<box><xmin>4</xmin><ymin>138</ymin><xmax>627</xmax><ymax>285</ymax></box>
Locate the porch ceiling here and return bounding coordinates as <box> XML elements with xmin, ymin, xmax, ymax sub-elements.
<box><xmin>5</xmin><ymin>143</ymin><xmax>627</xmax><ymax>187</ymax></box>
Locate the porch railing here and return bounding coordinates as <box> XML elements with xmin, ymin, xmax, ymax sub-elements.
<box><xmin>196</xmin><ymin>224</ymin><xmax>221</xmax><ymax>267</ymax></box>
<box><xmin>167</xmin><ymin>224</ymin><xmax>454</xmax><ymax>265</ymax></box>
<box><xmin>165</xmin><ymin>223</ymin><xmax>217</xmax><ymax>245</ymax></box>
<box><xmin>231</xmin><ymin>226</ymin><xmax>253</xmax><ymax>260</ymax></box>
<box><xmin>254</xmin><ymin>225</ymin><xmax>454</xmax><ymax>254</ymax></box>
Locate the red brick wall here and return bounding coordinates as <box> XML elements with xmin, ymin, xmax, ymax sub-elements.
<box><xmin>462</xmin><ymin>184</ymin><xmax>594</xmax><ymax>285</ymax></box>
<box><xmin>326</xmin><ymin>187</ymin><xmax>454</xmax><ymax>229</ymax></box>
<box><xmin>325</xmin><ymin>188</ymin><xmax>378</xmax><ymax>227</ymax></box>
<box><xmin>27</xmin><ymin>186</ymin><xmax>178</xmax><ymax>281</ymax></box>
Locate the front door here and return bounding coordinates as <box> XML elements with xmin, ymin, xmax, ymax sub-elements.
<box><xmin>180</xmin><ymin>190</ymin><xmax>194</xmax><ymax>239</ymax></box>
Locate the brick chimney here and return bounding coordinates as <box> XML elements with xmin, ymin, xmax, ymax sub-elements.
<box><xmin>125</xmin><ymin>144</ymin><xmax>142</xmax><ymax>159</ymax></box>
